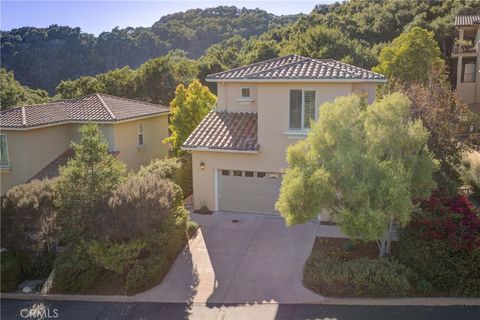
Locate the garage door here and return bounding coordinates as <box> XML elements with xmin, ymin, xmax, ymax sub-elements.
<box><xmin>218</xmin><ymin>170</ymin><xmax>282</xmax><ymax>215</ymax></box>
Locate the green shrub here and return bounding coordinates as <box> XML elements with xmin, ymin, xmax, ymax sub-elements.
<box><xmin>304</xmin><ymin>254</ymin><xmax>413</xmax><ymax>297</ymax></box>
<box><xmin>460</xmin><ymin>151</ymin><xmax>480</xmax><ymax>198</ymax></box>
<box><xmin>24</xmin><ymin>249</ymin><xmax>56</xmax><ymax>279</ymax></box>
<box><xmin>0</xmin><ymin>251</ymin><xmax>26</xmax><ymax>292</ymax></box>
<box><xmin>53</xmin><ymin>245</ymin><xmax>101</xmax><ymax>293</ymax></box>
<box><xmin>1</xmin><ymin>179</ymin><xmax>56</xmax><ymax>251</ymax></box>
<box><xmin>138</xmin><ymin>155</ymin><xmax>193</xmax><ymax>198</ymax></box>
<box><xmin>126</xmin><ymin>254</ymin><xmax>169</xmax><ymax>294</ymax></box>
<box><xmin>88</xmin><ymin>240</ymin><xmax>145</xmax><ymax>274</ymax></box>
<box><xmin>187</xmin><ymin>221</ymin><xmax>199</xmax><ymax>238</ymax></box>
<box><xmin>106</xmin><ymin>174</ymin><xmax>184</xmax><ymax>241</ymax></box>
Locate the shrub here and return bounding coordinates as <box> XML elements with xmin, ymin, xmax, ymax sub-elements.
<box><xmin>126</xmin><ymin>254</ymin><xmax>169</xmax><ymax>294</ymax></box>
<box><xmin>106</xmin><ymin>174</ymin><xmax>184</xmax><ymax>241</ymax></box>
<box><xmin>0</xmin><ymin>251</ymin><xmax>26</xmax><ymax>292</ymax></box>
<box><xmin>88</xmin><ymin>240</ymin><xmax>145</xmax><ymax>274</ymax></box>
<box><xmin>1</xmin><ymin>179</ymin><xmax>56</xmax><ymax>251</ymax></box>
<box><xmin>397</xmin><ymin>193</ymin><xmax>480</xmax><ymax>296</ymax></box>
<box><xmin>24</xmin><ymin>249</ymin><xmax>56</xmax><ymax>279</ymax></box>
<box><xmin>460</xmin><ymin>151</ymin><xmax>480</xmax><ymax>199</ymax></box>
<box><xmin>187</xmin><ymin>221</ymin><xmax>199</xmax><ymax>238</ymax></box>
<box><xmin>53</xmin><ymin>245</ymin><xmax>101</xmax><ymax>293</ymax></box>
<box><xmin>138</xmin><ymin>155</ymin><xmax>193</xmax><ymax>198</ymax></box>
<box><xmin>304</xmin><ymin>255</ymin><xmax>413</xmax><ymax>297</ymax></box>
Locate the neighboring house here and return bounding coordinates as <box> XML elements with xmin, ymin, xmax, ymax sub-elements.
<box><xmin>453</xmin><ymin>15</ymin><xmax>480</xmax><ymax>111</ymax></box>
<box><xmin>0</xmin><ymin>93</ymin><xmax>169</xmax><ymax>192</ymax></box>
<box><xmin>182</xmin><ymin>54</ymin><xmax>386</xmax><ymax>217</ymax></box>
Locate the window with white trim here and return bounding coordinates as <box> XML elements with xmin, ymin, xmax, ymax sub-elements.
<box><xmin>138</xmin><ymin>123</ymin><xmax>144</xmax><ymax>146</ymax></box>
<box><xmin>0</xmin><ymin>134</ymin><xmax>9</xmax><ymax>166</ymax></box>
<box><xmin>241</xmin><ymin>88</ymin><xmax>251</xmax><ymax>98</ymax></box>
<box><xmin>289</xmin><ymin>89</ymin><xmax>316</xmax><ymax>130</ymax></box>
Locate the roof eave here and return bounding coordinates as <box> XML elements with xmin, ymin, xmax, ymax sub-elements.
<box><xmin>181</xmin><ymin>146</ymin><xmax>259</xmax><ymax>154</ymax></box>
<box><xmin>206</xmin><ymin>78</ymin><xmax>387</xmax><ymax>83</ymax></box>
<box><xmin>0</xmin><ymin>111</ymin><xmax>169</xmax><ymax>131</ymax></box>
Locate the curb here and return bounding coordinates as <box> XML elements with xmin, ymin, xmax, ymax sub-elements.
<box><xmin>2</xmin><ymin>293</ymin><xmax>479</xmax><ymax>306</ymax></box>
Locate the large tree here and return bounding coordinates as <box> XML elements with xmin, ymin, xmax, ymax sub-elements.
<box><xmin>276</xmin><ymin>93</ymin><xmax>437</xmax><ymax>256</ymax></box>
<box><xmin>164</xmin><ymin>80</ymin><xmax>216</xmax><ymax>155</ymax></box>
<box><xmin>55</xmin><ymin>124</ymin><xmax>126</xmax><ymax>242</ymax></box>
<box><xmin>373</xmin><ymin>27</ymin><xmax>445</xmax><ymax>84</ymax></box>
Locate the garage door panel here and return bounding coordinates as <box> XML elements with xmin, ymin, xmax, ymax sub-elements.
<box><xmin>219</xmin><ymin>172</ymin><xmax>282</xmax><ymax>215</ymax></box>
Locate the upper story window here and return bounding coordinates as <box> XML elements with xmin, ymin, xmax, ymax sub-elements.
<box><xmin>289</xmin><ymin>89</ymin><xmax>316</xmax><ymax>130</ymax></box>
<box><xmin>0</xmin><ymin>134</ymin><xmax>9</xmax><ymax>166</ymax></box>
<box><xmin>138</xmin><ymin>123</ymin><xmax>144</xmax><ymax>146</ymax></box>
<box><xmin>241</xmin><ymin>88</ymin><xmax>251</xmax><ymax>98</ymax></box>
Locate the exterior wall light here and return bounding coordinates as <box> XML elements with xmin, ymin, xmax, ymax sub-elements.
<box><xmin>200</xmin><ymin>161</ymin><xmax>205</xmax><ymax>170</ymax></box>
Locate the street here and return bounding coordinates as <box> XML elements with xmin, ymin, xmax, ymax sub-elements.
<box><xmin>1</xmin><ymin>299</ymin><xmax>479</xmax><ymax>320</ymax></box>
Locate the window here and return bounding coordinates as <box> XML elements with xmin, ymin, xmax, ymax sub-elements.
<box><xmin>268</xmin><ymin>173</ymin><xmax>280</xmax><ymax>179</ymax></box>
<box><xmin>222</xmin><ymin>170</ymin><xmax>230</xmax><ymax>176</ymax></box>
<box><xmin>245</xmin><ymin>171</ymin><xmax>254</xmax><ymax>177</ymax></box>
<box><xmin>233</xmin><ymin>170</ymin><xmax>242</xmax><ymax>177</ymax></box>
<box><xmin>138</xmin><ymin>123</ymin><xmax>144</xmax><ymax>146</ymax></box>
<box><xmin>289</xmin><ymin>89</ymin><xmax>316</xmax><ymax>130</ymax></box>
<box><xmin>241</xmin><ymin>88</ymin><xmax>250</xmax><ymax>98</ymax></box>
<box><xmin>257</xmin><ymin>172</ymin><xmax>266</xmax><ymax>178</ymax></box>
<box><xmin>0</xmin><ymin>135</ymin><xmax>8</xmax><ymax>166</ymax></box>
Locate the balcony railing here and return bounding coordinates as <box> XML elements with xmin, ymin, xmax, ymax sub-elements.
<box><xmin>453</xmin><ymin>43</ymin><xmax>478</xmax><ymax>54</ymax></box>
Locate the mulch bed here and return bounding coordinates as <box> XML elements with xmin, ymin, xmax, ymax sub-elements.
<box><xmin>313</xmin><ymin>237</ymin><xmax>397</xmax><ymax>260</ymax></box>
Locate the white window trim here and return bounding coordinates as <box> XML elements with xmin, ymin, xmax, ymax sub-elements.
<box><xmin>288</xmin><ymin>89</ymin><xmax>317</xmax><ymax>131</ymax></box>
<box><xmin>241</xmin><ymin>87</ymin><xmax>251</xmax><ymax>98</ymax></box>
<box><xmin>0</xmin><ymin>134</ymin><xmax>10</xmax><ymax>168</ymax></box>
<box><xmin>137</xmin><ymin>123</ymin><xmax>144</xmax><ymax>148</ymax></box>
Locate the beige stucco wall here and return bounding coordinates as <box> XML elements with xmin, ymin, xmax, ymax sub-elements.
<box><xmin>1</xmin><ymin>115</ymin><xmax>169</xmax><ymax>193</ymax></box>
<box><xmin>216</xmin><ymin>82</ymin><xmax>258</xmax><ymax>112</ymax></box>
<box><xmin>113</xmin><ymin>115</ymin><xmax>169</xmax><ymax>172</ymax></box>
<box><xmin>1</xmin><ymin>124</ymin><xmax>71</xmax><ymax>193</ymax></box>
<box><xmin>192</xmin><ymin>81</ymin><xmax>379</xmax><ymax>211</ymax></box>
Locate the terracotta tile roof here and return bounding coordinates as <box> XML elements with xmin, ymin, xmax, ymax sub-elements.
<box><xmin>455</xmin><ymin>15</ymin><xmax>480</xmax><ymax>26</ymax></box>
<box><xmin>1</xmin><ymin>93</ymin><xmax>169</xmax><ymax>129</ymax></box>
<box><xmin>183</xmin><ymin>111</ymin><xmax>258</xmax><ymax>152</ymax></box>
<box><xmin>206</xmin><ymin>54</ymin><xmax>386</xmax><ymax>82</ymax></box>
<box><xmin>28</xmin><ymin>148</ymin><xmax>120</xmax><ymax>182</ymax></box>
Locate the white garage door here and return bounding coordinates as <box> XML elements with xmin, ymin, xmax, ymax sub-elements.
<box><xmin>218</xmin><ymin>169</ymin><xmax>282</xmax><ymax>215</ymax></box>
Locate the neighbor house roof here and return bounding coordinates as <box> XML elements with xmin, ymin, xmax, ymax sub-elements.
<box><xmin>455</xmin><ymin>15</ymin><xmax>480</xmax><ymax>26</ymax></box>
<box><xmin>28</xmin><ymin>148</ymin><xmax>120</xmax><ymax>182</ymax></box>
<box><xmin>182</xmin><ymin>111</ymin><xmax>258</xmax><ymax>152</ymax></box>
<box><xmin>206</xmin><ymin>54</ymin><xmax>386</xmax><ymax>82</ymax></box>
<box><xmin>0</xmin><ymin>93</ymin><xmax>169</xmax><ymax>129</ymax></box>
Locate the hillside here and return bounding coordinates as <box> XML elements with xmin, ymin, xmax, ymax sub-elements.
<box><xmin>0</xmin><ymin>6</ymin><xmax>299</xmax><ymax>93</ymax></box>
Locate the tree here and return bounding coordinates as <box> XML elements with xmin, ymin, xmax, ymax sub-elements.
<box><xmin>275</xmin><ymin>93</ymin><xmax>437</xmax><ymax>256</ymax></box>
<box><xmin>54</xmin><ymin>123</ymin><xmax>126</xmax><ymax>242</ymax></box>
<box><xmin>393</xmin><ymin>69</ymin><xmax>476</xmax><ymax>194</ymax></box>
<box><xmin>164</xmin><ymin>80</ymin><xmax>216</xmax><ymax>155</ymax></box>
<box><xmin>0</xmin><ymin>68</ymin><xmax>50</xmax><ymax>110</ymax></box>
<box><xmin>373</xmin><ymin>27</ymin><xmax>445</xmax><ymax>84</ymax></box>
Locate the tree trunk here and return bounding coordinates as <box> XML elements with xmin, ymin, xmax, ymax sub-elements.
<box><xmin>377</xmin><ymin>217</ymin><xmax>394</xmax><ymax>257</ymax></box>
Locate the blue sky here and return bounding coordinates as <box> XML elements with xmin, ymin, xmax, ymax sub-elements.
<box><xmin>1</xmin><ymin>1</ymin><xmax>334</xmax><ymax>35</ymax></box>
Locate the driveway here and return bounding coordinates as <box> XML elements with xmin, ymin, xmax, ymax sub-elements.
<box><xmin>134</xmin><ymin>212</ymin><xmax>327</xmax><ymax>304</ymax></box>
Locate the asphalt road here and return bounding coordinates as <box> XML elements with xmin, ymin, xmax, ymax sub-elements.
<box><xmin>1</xmin><ymin>299</ymin><xmax>479</xmax><ymax>320</ymax></box>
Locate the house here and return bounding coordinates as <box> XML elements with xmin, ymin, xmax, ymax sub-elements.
<box><xmin>452</xmin><ymin>15</ymin><xmax>480</xmax><ymax>111</ymax></box>
<box><xmin>182</xmin><ymin>54</ymin><xmax>386</xmax><ymax>216</ymax></box>
<box><xmin>0</xmin><ymin>93</ymin><xmax>169</xmax><ymax>192</ymax></box>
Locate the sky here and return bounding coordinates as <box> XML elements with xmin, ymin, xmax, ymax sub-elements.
<box><xmin>1</xmin><ymin>0</ymin><xmax>334</xmax><ymax>35</ymax></box>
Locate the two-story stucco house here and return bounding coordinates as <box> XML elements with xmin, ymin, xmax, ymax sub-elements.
<box><xmin>183</xmin><ymin>54</ymin><xmax>386</xmax><ymax>216</ymax></box>
<box><xmin>0</xmin><ymin>93</ymin><xmax>169</xmax><ymax>192</ymax></box>
<box><xmin>452</xmin><ymin>15</ymin><xmax>480</xmax><ymax>111</ymax></box>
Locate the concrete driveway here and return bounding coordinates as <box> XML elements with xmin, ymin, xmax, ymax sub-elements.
<box><xmin>134</xmin><ymin>212</ymin><xmax>326</xmax><ymax>304</ymax></box>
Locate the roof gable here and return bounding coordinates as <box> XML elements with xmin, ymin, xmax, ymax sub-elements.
<box><xmin>207</xmin><ymin>54</ymin><xmax>386</xmax><ymax>82</ymax></box>
<box><xmin>0</xmin><ymin>93</ymin><xmax>169</xmax><ymax>129</ymax></box>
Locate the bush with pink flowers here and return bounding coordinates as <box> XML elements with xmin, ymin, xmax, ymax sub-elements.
<box><xmin>397</xmin><ymin>193</ymin><xmax>480</xmax><ymax>296</ymax></box>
